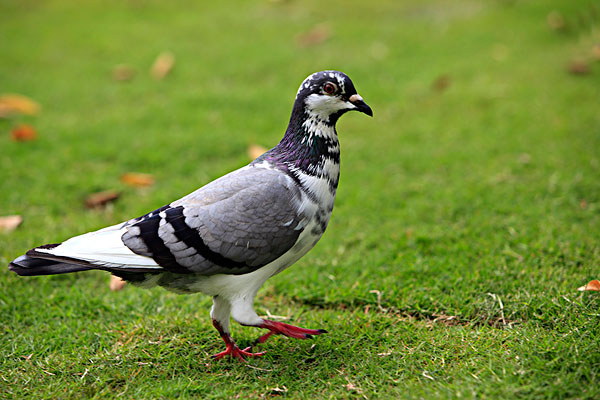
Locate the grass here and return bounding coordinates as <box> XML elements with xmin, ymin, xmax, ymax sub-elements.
<box><xmin>1</xmin><ymin>0</ymin><xmax>600</xmax><ymax>398</ymax></box>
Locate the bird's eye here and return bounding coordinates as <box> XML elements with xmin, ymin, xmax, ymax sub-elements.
<box><xmin>323</xmin><ymin>82</ymin><xmax>337</xmax><ymax>95</ymax></box>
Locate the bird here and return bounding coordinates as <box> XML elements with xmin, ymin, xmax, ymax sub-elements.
<box><xmin>9</xmin><ymin>70</ymin><xmax>373</xmax><ymax>361</ymax></box>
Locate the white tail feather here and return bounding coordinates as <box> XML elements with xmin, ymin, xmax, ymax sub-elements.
<box><xmin>35</xmin><ymin>224</ymin><xmax>162</xmax><ymax>269</ymax></box>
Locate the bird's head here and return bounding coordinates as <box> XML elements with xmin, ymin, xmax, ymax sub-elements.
<box><xmin>295</xmin><ymin>71</ymin><xmax>373</xmax><ymax>124</ymax></box>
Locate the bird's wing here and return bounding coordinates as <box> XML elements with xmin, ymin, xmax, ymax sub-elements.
<box><xmin>31</xmin><ymin>167</ymin><xmax>307</xmax><ymax>275</ymax></box>
<box><xmin>121</xmin><ymin>166</ymin><xmax>307</xmax><ymax>275</ymax></box>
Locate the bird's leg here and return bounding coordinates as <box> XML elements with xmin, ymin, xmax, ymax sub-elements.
<box><xmin>210</xmin><ymin>295</ymin><xmax>266</xmax><ymax>361</ymax></box>
<box><xmin>230</xmin><ymin>297</ymin><xmax>328</xmax><ymax>346</ymax></box>
<box><xmin>252</xmin><ymin>319</ymin><xmax>328</xmax><ymax>345</ymax></box>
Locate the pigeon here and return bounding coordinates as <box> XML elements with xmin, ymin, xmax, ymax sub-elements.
<box><xmin>9</xmin><ymin>70</ymin><xmax>372</xmax><ymax>361</ymax></box>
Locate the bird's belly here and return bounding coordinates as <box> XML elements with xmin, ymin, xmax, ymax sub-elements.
<box><xmin>178</xmin><ymin>213</ymin><xmax>329</xmax><ymax>299</ymax></box>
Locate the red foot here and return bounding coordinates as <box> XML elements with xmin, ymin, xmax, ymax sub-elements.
<box><xmin>212</xmin><ymin>319</ymin><xmax>266</xmax><ymax>362</ymax></box>
<box><xmin>254</xmin><ymin>320</ymin><xmax>327</xmax><ymax>344</ymax></box>
<box><xmin>211</xmin><ymin>343</ymin><xmax>266</xmax><ymax>361</ymax></box>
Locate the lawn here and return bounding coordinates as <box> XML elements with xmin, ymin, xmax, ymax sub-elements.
<box><xmin>1</xmin><ymin>0</ymin><xmax>600</xmax><ymax>398</ymax></box>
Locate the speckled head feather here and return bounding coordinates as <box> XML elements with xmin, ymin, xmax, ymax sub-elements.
<box><xmin>259</xmin><ymin>70</ymin><xmax>372</xmax><ymax>175</ymax></box>
<box><xmin>296</xmin><ymin>71</ymin><xmax>354</xmax><ymax>100</ymax></box>
<box><xmin>293</xmin><ymin>71</ymin><xmax>371</xmax><ymax>124</ymax></box>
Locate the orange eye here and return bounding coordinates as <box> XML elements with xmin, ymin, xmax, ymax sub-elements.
<box><xmin>323</xmin><ymin>82</ymin><xmax>336</xmax><ymax>95</ymax></box>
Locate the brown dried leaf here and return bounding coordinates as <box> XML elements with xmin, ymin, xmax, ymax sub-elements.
<box><xmin>150</xmin><ymin>52</ymin><xmax>175</xmax><ymax>79</ymax></box>
<box><xmin>547</xmin><ymin>11</ymin><xmax>565</xmax><ymax>31</ymax></box>
<box><xmin>296</xmin><ymin>24</ymin><xmax>331</xmax><ymax>47</ymax></box>
<box><xmin>592</xmin><ymin>44</ymin><xmax>600</xmax><ymax>61</ymax></box>
<box><xmin>112</xmin><ymin>64</ymin><xmax>136</xmax><ymax>81</ymax></box>
<box><xmin>85</xmin><ymin>190</ymin><xmax>120</xmax><ymax>209</ymax></box>
<box><xmin>431</xmin><ymin>74</ymin><xmax>451</xmax><ymax>92</ymax></box>
<box><xmin>343</xmin><ymin>380</ymin><xmax>362</xmax><ymax>393</ymax></box>
<box><xmin>11</xmin><ymin>124</ymin><xmax>37</xmax><ymax>142</ymax></box>
<box><xmin>121</xmin><ymin>172</ymin><xmax>155</xmax><ymax>187</ymax></box>
<box><xmin>518</xmin><ymin>153</ymin><xmax>531</xmax><ymax>164</ymax></box>
<box><xmin>267</xmin><ymin>386</ymin><xmax>288</xmax><ymax>395</ymax></box>
<box><xmin>247</xmin><ymin>144</ymin><xmax>267</xmax><ymax>160</ymax></box>
<box><xmin>0</xmin><ymin>215</ymin><xmax>23</xmax><ymax>232</ymax></box>
<box><xmin>578</xmin><ymin>279</ymin><xmax>600</xmax><ymax>291</ymax></box>
<box><xmin>432</xmin><ymin>313</ymin><xmax>460</xmax><ymax>326</ymax></box>
<box><xmin>110</xmin><ymin>275</ymin><xmax>127</xmax><ymax>291</ymax></box>
<box><xmin>0</xmin><ymin>94</ymin><xmax>40</xmax><ymax>117</ymax></box>
<box><xmin>568</xmin><ymin>60</ymin><xmax>590</xmax><ymax>75</ymax></box>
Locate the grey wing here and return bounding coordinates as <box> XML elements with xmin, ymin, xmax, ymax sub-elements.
<box><xmin>121</xmin><ymin>167</ymin><xmax>306</xmax><ymax>275</ymax></box>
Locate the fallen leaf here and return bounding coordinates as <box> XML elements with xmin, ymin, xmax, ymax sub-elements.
<box><xmin>0</xmin><ymin>215</ymin><xmax>23</xmax><ymax>232</ymax></box>
<box><xmin>568</xmin><ymin>60</ymin><xmax>590</xmax><ymax>75</ymax></box>
<box><xmin>592</xmin><ymin>44</ymin><xmax>600</xmax><ymax>61</ymax></box>
<box><xmin>296</xmin><ymin>24</ymin><xmax>331</xmax><ymax>47</ymax></box>
<box><xmin>85</xmin><ymin>190</ymin><xmax>120</xmax><ymax>209</ymax></box>
<box><xmin>112</xmin><ymin>64</ymin><xmax>136</xmax><ymax>81</ymax></box>
<box><xmin>110</xmin><ymin>275</ymin><xmax>127</xmax><ymax>291</ymax></box>
<box><xmin>150</xmin><ymin>52</ymin><xmax>175</xmax><ymax>79</ymax></box>
<box><xmin>578</xmin><ymin>279</ymin><xmax>600</xmax><ymax>291</ymax></box>
<box><xmin>267</xmin><ymin>386</ymin><xmax>288</xmax><ymax>395</ymax></box>
<box><xmin>343</xmin><ymin>379</ymin><xmax>363</xmax><ymax>394</ymax></box>
<box><xmin>431</xmin><ymin>74</ymin><xmax>451</xmax><ymax>92</ymax></box>
<box><xmin>547</xmin><ymin>11</ymin><xmax>565</xmax><ymax>31</ymax></box>
<box><xmin>247</xmin><ymin>144</ymin><xmax>267</xmax><ymax>160</ymax></box>
<box><xmin>11</xmin><ymin>124</ymin><xmax>37</xmax><ymax>141</ymax></box>
<box><xmin>518</xmin><ymin>153</ymin><xmax>531</xmax><ymax>165</ymax></box>
<box><xmin>432</xmin><ymin>313</ymin><xmax>459</xmax><ymax>326</ymax></box>
<box><xmin>0</xmin><ymin>94</ymin><xmax>40</xmax><ymax>117</ymax></box>
<box><xmin>120</xmin><ymin>172</ymin><xmax>155</xmax><ymax>187</ymax></box>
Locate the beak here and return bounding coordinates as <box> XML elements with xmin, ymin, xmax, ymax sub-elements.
<box><xmin>349</xmin><ymin>94</ymin><xmax>373</xmax><ymax>117</ymax></box>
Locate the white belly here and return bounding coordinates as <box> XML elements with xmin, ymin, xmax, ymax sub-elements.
<box><xmin>187</xmin><ymin>214</ymin><xmax>325</xmax><ymax>300</ymax></box>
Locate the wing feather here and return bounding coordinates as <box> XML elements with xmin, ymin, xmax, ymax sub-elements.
<box><xmin>122</xmin><ymin>167</ymin><xmax>306</xmax><ymax>275</ymax></box>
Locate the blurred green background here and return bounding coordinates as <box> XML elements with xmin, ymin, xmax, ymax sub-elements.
<box><xmin>1</xmin><ymin>0</ymin><xmax>599</xmax><ymax>398</ymax></box>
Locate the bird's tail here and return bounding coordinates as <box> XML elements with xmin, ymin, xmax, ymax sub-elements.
<box><xmin>9</xmin><ymin>244</ymin><xmax>94</xmax><ymax>276</ymax></box>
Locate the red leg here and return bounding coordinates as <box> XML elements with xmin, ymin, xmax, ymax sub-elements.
<box><xmin>211</xmin><ymin>319</ymin><xmax>266</xmax><ymax>361</ymax></box>
<box><xmin>253</xmin><ymin>319</ymin><xmax>327</xmax><ymax>344</ymax></box>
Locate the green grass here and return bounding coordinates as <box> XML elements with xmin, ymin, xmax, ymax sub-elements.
<box><xmin>1</xmin><ymin>0</ymin><xmax>600</xmax><ymax>398</ymax></box>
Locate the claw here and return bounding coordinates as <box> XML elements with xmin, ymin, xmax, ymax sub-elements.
<box><xmin>212</xmin><ymin>318</ymin><xmax>266</xmax><ymax>362</ymax></box>
<box><xmin>211</xmin><ymin>318</ymin><xmax>326</xmax><ymax>361</ymax></box>
<box><xmin>211</xmin><ymin>343</ymin><xmax>267</xmax><ymax>361</ymax></box>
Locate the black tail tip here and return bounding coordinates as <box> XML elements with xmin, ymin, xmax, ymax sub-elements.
<box><xmin>8</xmin><ymin>261</ymin><xmax>30</xmax><ymax>276</ymax></box>
<box><xmin>8</xmin><ymin>254</ymin><xmax>93</xmax><ymax>276</ymax></box>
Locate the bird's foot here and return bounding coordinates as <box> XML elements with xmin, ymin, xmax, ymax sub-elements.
<box><xmin>212</xmin><ymin>318</ymin><xmax>266</xmax><ymax>361</ymax></box>
<box><xmin>254</xmin><ymin>320</ymin><xmax>327</xmax><ymax>344</ymax></box>
<box><xmin>211</xmin><ymin>343</ymin><xmax>266</xmax><ymax>361</ymax></box>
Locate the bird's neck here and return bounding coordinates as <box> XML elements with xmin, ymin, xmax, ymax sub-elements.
<box><xmin>252</xmin><ymin>102</ymin><xmax>341</xmax><ymax>216</ymax></box>
<box><xmin>261</xmin><ymin>103</ymin><xmax>340</xmax><ymax>176</ymax></box>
